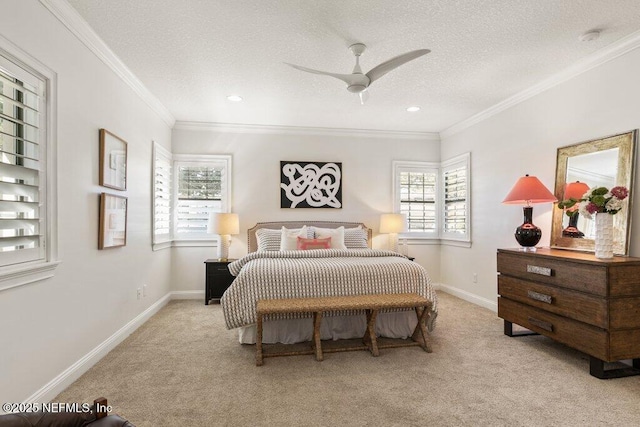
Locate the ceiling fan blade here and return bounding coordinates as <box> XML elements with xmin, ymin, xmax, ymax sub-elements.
<box><xmin>365</xmin><ymin>49</ymin><xmax>430</xmax><ymax>84</ymax></box>
<box><xmin>284</xmin><ymin>63</ymin><xmax>361</xmax><ymax>86</ymax></box>
<box><xmin>358</xmin><ymin>90</ymin><xmax>369</xmax><ymax>105</ymax></box>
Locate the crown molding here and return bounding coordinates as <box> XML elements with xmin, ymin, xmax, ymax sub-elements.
<box><xmin>173</xmin><ymin>121</ymin><xmax>441</xmax><ymax>141</ymax></box>
<box><xmin>39</xmin><ymin>0</ymin><xmax>175</xmax><ymax>128</ymax></box>
<box><xmin>440</xmin><ymin>29</ymin><xmax>640</xmax><ymax>139</ymax></box>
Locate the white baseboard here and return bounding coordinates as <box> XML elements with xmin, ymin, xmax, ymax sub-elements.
<box><xmin>434</xmin><ymin>282</ymin><xmax>497</xmax><ymax>312</ymax></box>
<box><xmin>170</xmin><ymin>290</ymin><xmax>204</xmax><ymax>299</ymax></box>
<box><xmin>24</xmin><ymin>292</ymin><xmax>174</xmax><ymax>406</ymax></box>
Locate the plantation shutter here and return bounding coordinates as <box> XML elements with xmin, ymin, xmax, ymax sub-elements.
<box><xmin>153</xmin><ymin>143</ymin><xmax>172</xmax><ymax>244</ymax></box>
<box><xmin>0</xmin><ymin>61</ymin><xmax>45</xmax><ymax>266</ymax></box>
<box><xmin>398</xmin><ymin>168</ymin><xmax>437</xmax><ymax>233</ymax></box>
<box><xmin>174</xmin><ymin>158</ymin><xmax>229</xmax><ymax>240</ymax></box>
<box><xmin>443</xmin><ymin>165</ymin><xmax>467</xmax><ymax>234</ymax></box>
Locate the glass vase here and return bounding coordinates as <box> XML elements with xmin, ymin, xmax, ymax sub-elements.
<box><xmin>594</xmin><ymin>213</ymin><xmax>614</xmax><ymax>259</ymax></box>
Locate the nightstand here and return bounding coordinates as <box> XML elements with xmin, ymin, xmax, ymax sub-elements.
<box><xmin>204</xmin><ymin>259</ymin><xmax>236</xmax><ymax>305</ymax></box>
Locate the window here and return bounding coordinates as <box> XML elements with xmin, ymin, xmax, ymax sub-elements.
<box><xmin>393</xmin><ymin>162</ymin><xmax>438</xmax><ymax>237</ymax></box>
<box><xmin>152</xmin><ymin>143</ymin><xmax>172</xmax><ymax>248</ymax></box>
<box><xmin>393</xmin><ymin>153</ymin><xmax>471</xmax><ymax>244</ymax></box>
<box><xmin>441</xmin><ymin>153</ymin><xmax>470</xmax><ymax>241</ymax></box>
<box><xmin>0</xmin><ymin>45</ymin><xmax>58</xmax><ymax>289</ymax></box>
<box><xmin>152</xmin><ymin>153</ymin><xmax>231</xmax><ymax>248</ymax></box>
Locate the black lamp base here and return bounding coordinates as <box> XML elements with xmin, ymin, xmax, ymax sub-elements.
<box><xmin>562</xmin><ymin>212</ymin><xmax>584</xmax><ymax>238</ymax></box>
<box><xmin>515</xmin><ymin>206</ymin><xmax>542</xmax><ymax>249</ymax></box>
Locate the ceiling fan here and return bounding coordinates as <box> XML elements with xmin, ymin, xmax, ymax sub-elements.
<box><xmin>285</xmin><ymin>43</ymin><xmax>430</xmax><ymax>104</ymax></box>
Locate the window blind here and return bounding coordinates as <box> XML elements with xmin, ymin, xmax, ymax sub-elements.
<box><xmin>399</xmin><ymin>170</ymin><xmax>437</xmax><ymax>232</ymax></box>
<box><xmin>443</xmin><ymin>165</ymin><xmax>467</xmax><ymax>234</ymax></box>
<box><xmin>0</xmin><ymin>64</ymin><xmax>45</xmax><ymax>266</ymax></box>
<box><xmin>153</xmin><ymin>143</ymin><xmax>172</xmax><ymax>243</ymax></box>
<box><xmin>174</xmin><ymin>159</ymin><xmax>229</xmax><ymax>239</ymax></box>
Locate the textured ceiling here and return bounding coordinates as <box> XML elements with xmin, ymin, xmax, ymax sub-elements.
<box><xmin>66</xmin><ymin>0</ymin><xmax>640</xmax><ymax>133</ymax></box>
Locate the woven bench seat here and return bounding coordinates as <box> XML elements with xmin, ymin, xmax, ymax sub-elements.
<box><xmin>255</xmin><ymin>293</ymin><xmax>433</xmax><ymax>366</ymax></box>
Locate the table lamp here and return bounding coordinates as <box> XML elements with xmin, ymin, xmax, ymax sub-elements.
<box><xmin>562</xmin><ymin>181</ymin><xmax>590</xmax><ymax>237</ymax></box>
<box><xmin>379</xmin><ymin>213</ymin><xmax>407</xmax><ymax>252</ymax></box>
<box><xmin>502</xmin><ymin>174</ymin><xmax>557</xmax><ymax>251</ymax></box>
<box><xmin>207</xmin><ymin>212</ymin><xmax>239</xmax><ymax>260</ymax></box>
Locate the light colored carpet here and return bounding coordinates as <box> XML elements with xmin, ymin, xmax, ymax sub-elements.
<box><xmin>55</xmin><ymin>292</ymin><xmax>640</xmax><ymax>426</ymax></box>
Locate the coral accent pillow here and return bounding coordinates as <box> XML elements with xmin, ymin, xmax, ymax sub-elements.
<box><xmin>297</xmin><ymin>237</ymin><xmax>332</xmax><ymax>250</ymax></box>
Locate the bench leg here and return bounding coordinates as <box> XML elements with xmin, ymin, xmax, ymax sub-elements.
<box><xmin>313</xmin><ymin>311</ymin><xmax>324</xmax><ymax>361</ymax></box>
<box><xmin>256</xmin><ymin>314</ymin><xmax>264</xmax><ymax>366</ymax></box>
<box><xmin>411</xmin><ymin>306</ymin><xmax>432</xmax><ymax>353</ymax></box>
<box><xmin>363</xmin><ymin>309</ymin><xmax>380</xmax><ymax>356</ymax></box>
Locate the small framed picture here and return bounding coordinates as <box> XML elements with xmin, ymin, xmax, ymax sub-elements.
<box><xmin>99</xmin><ymin>129</ymin><xmax>127</xmax><ymax>190</ymax></box>
<box><xmin>99</xmin><ymin>193</ymin><xmax>127</xmax><ymax>249</ymax></box>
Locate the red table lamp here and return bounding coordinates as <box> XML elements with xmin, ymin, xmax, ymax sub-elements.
<box><xmin>503</xmin><ymin>174</ymin><xmax>557</xmax><ymax>250</ymax></box>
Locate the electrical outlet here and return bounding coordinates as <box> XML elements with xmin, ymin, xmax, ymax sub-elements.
<box><xmin>473</xmin><ymin>273</ymin><xmax>478</xmax><ymax>283</ymax></box>
<box><xmin>143</xmin><ymin>285</ymin><xmax>147</xmax><ymax>297</ymax></box>
<box><xmin>137</xmin><ymin>288</ymin><xmax>142</xmax><ymax>300</ymax></box>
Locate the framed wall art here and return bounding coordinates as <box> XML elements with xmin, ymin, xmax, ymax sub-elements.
<box><xmin>99</xmin><ymin>128</ymin><xmax>127</xmax><ymax>190</ymax></box>
<box><xmin>280</xmin><ymin>161</ymin><xmax>342</xmax><ymax>208</ymax></box>
<box><xmin>99</xmin><ymin>193</ymin><xmax>128</xmax><ymax>249</ymax></box>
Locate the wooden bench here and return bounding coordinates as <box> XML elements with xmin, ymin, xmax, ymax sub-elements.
<box><xmin>255</xmin><ymin>293</ymin><xmax>433</xmax><ymax>366</ymax></box>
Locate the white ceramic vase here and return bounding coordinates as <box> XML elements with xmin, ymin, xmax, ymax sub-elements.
<box><xmin>594</xmin><ymin>213</ymin><xmax>614</xmax><ymax>259</ymax></box>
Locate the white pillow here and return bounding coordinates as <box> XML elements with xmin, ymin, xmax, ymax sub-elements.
<box><xmin>280</xmin><ymin>226</ymin><xmax>308</xmax><ymax>251</ymax></box>
<box><xmin>313</xmin><ymin>226</ymin><xmax>347</xmax><ymax>250</ymax></box>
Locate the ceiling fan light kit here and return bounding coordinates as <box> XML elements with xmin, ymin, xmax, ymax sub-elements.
<box><xmin>285</xmin><ymin>43</ymin><xmax>430</xmax><ymax>104</ymax></box>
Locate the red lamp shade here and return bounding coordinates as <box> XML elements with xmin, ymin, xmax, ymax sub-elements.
<box><xmin>502</xmin><ymin>174</ymin><xmax>557</xmax><ymax>205</ymax></box>
<box><xmin>563</xmin><ymin>181</ymin><xmax>590</xmax><ymax>200</ymax></box>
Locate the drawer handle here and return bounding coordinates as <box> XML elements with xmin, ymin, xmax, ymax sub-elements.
<box><xmin>526</xmin><ymin>264</ymin><xmax>552</xmax><ymax>276</ymax></box>
<box><xmin>528</xmin><ymin>317</ymin><xmax>553</xmax><ymax>332</ymax></box>
<box><xmin>527</xmin><ymin>290</ymin><xmax>553</xmax><ymax>304</ymax></box>
<box><xmin>216</xmin><ymin>267</ymin><xmax>228</xmax><ymax>271</ymax></box>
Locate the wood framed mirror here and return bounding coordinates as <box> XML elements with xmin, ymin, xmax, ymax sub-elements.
<box><xmin>550</xmin><ymin>130</ymin><xmax>637</xmax><ymax>255</ymax></box>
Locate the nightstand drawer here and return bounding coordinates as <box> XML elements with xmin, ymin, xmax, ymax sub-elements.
<box><xmin>498</xmin><ymin>276</ymin><xmax>608</xmax><ymax>328</ymax></box>
<box><xmin>498</xmin><ymin>297</ymin><xmax>608</xmax><ymax>361</ymax></box>
<box><xmin>207</xmin><ymin>264</ymin><xmax>232</xmax><ymax>276</ymax></box>
<box><xmin>497</xmin><ymin>252</ymin><xmax>607</xmax><ymax>296</ymax></box>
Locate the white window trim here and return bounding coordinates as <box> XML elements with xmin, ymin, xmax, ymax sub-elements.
<box><xmin>392</xmin><ymin>153</ymin><xmax>471</xmax><ymax>247</ymax></box>
<box><xmin>171</xmin><ymin>154</ymin><xmax>232</xmax><ymax>246</ymax></box>
<box><xmin>0</xmin><ymin>36</ymin><xmax>59</xmax><ymax>292</ymax></box>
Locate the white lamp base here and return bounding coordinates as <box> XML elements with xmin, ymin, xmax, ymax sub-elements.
<box><xmin>218</xmin><ymin>234</ymin><xmax>231</xmax><ymax>260</ymax></box>
<box><xmin>388</xmin><ymin>233</ymin><xmax>399</xmax><ymax>252</ymax></box>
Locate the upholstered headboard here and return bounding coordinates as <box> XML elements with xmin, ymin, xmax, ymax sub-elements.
<box><xmin>247</xmin><ymin>221</ymin><xmax>372</xmax><ymax>253</ymax></box>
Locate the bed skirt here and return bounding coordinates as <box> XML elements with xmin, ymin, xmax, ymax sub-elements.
<box><xmin>238</xmin><ymin>310</ymin><xmax>418</xmax><ymax>344</ymax></box>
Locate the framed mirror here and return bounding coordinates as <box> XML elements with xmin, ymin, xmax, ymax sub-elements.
<box><xmin>551</xmin><ymin>130</ymin><xmax>637</xmax><ymax>255</ymax></box>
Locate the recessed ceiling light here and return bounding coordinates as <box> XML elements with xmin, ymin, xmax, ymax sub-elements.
<box><xmin>227</xmin><ymin>95</ymin><xmax>243</xmax><ymax>102</ymax></box>
<box><xmin>579</xmin><ymin>30</ymin><xmax>600</xmax><ymax>42</ymax></box>
<box><xmin>406</xmin><ymin>106</ymin><xmax>421</xmax><ymax>112</ymax></box>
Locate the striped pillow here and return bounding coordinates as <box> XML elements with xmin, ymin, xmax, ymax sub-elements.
<box><xmin>256</xmin><ymin>228</ymin><xmax>281</xmax><ymax>251</ymax></box>
<box><xmin>344</xmin><ymin>226</ymin><xmax>368</xmax><ymax>249</ymax></box>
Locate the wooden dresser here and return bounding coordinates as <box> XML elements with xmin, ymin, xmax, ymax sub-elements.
<box><xmin>497</xmin><ymin>248</ymin><xmax>640</xmax><ymax>379</ymax></box>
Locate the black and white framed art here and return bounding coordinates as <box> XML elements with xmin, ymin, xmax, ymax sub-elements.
<box><xmin>280</xmin><ymin>161</ymin><xmax>342</xmax><ymax>208</ymax></box>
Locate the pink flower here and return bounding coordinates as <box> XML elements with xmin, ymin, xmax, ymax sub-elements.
<box><xmin>586</xmin><ymin>202</ymin><xmax>600</xmax><ymax>214</ymax></box>
<box><xmin>611</xmin><ymin>186</ymin><xmax>628</xmax><ymax>200</ymax></box>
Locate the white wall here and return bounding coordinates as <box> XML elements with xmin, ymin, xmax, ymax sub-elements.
<box><xmin>0</xmin><ymin>0</ymin><xmax>172</xmax><ymax>404</ymax></box>
<box><xmin>439</xmin><ymin>46</ymin><xmax>640</xmax><ymax>308</ymax></box>
<box><xmin>170</xmin><ymin>127</ymin><xmax>442</xmax><ymax>292</ymax></box>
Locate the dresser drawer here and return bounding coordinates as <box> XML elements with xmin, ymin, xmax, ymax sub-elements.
<box><xmin>498</xmin><ymin>276</ymin><xmax>608</xmax><ymax>328</ymax></box>
<box><xmin>497</xmin><ymin>252</ymin><xmax>607</xmax><ymax>296</ymax></box>
<box><xmin>498</xmin><ymin>298</ymin><xmax>608</xmax><ymax>361</ymax></box>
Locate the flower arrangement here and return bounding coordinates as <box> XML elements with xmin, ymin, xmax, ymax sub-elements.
<box><xmin>557</xmin><ymin>186</ymin><xmax>629</xmax><ymax>220</ymax></box>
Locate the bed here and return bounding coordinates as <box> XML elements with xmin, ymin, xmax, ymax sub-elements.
<box><xmin>220</xmin><ymin>221</ymin><xmax>438</xmax><ymax>344</ymax></box>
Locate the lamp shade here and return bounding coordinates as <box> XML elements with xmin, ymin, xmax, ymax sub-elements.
<box><xmin>379</xmin><ymin>213</ymin><xmax>407</xmax><ymax>234</ymax></box>
<box><xmin>502</xmin><ymin>174</ymin><xmax>557</xmax><ymax>205</ymax></box>
<box><xmin>207</xmin><ymin>212</ymin><xmax>239</xmax><ymax>235</ymax></box>
<box><xmin>564</xmin><ymin>181</ymin><xmax>590</xmax><ymax>200</ymax></box>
